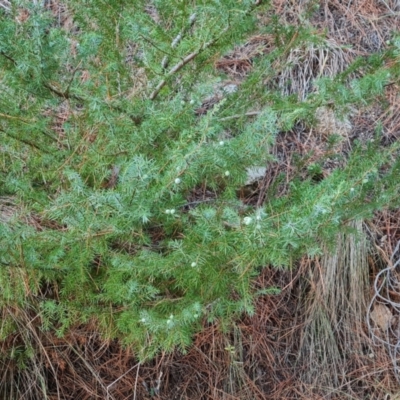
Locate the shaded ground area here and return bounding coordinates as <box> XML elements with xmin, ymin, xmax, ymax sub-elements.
<box><xmin>1</xmin><ymin>0</ymin><xmax>400</xmax><ymax>398</ymax></box>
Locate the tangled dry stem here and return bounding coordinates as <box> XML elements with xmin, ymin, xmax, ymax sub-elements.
<box><xmin>367</xmin><ymin>241</ymin><xmax>400</xmax><ymax>383</ymax></box>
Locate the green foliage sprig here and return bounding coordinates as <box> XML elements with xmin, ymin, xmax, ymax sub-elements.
<box><xmin>1</xmin><ymin>1</ymin><xmax>400</xmax><ymax>359</ymax></box>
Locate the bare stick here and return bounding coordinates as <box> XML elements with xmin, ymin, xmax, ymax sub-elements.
<box><xmin>219</xmin><ymin>111</ymin><xmax>261</xmax><ymax>121</ymax></box>
<box><xmin>149</xmin><ymin>29</ymin><xmax>228</xmax><ymax>101</ymax></box>
<box><xmin>162</xmin><ymin>13</ymin><xmax>197</xmax><ymax>70</ymax></box>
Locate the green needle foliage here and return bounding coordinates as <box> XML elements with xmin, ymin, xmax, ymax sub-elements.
<box><xmin>0</xmin><ymin>0</ymin><xmax>399</xmax><ymax>360</ymax></box>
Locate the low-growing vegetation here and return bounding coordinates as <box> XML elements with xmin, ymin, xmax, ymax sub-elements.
<box><xmin>1</xmin><ymin>0</ymin><xmax>400</xmax><ymax>398</ymax></box>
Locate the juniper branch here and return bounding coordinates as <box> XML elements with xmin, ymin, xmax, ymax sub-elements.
<box><xmin>0</xmin><ymin>128</ymin><xmax>53</xmax><ymax>154</ymax></box>
<box><xmin>149</xmin><ymin>28</ymin><xmax>229</xmax><ymax>101</ymax></box>
<box><xmin>161</xmin><ymin>13</ymin><xmax>197</xmax><ymax>70</ymax></box>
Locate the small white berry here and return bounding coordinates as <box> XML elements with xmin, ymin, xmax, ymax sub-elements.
<box><xmin>190</xmin><ymin>99</ymin><xmax>195</xmax><ymax>105</ymax></box>
<box><xmin>224</xmin><ymin>171</ymin><xmax>230</xmax><ymax>176</ymax></box>
<box><xmin>175</xmin><ymin>178</ymin><xmax>181</xmax><ymax>184</ymax></box>
<box><xmin>350</xmin><ymin>188</ymin><xmax>355</xmax><ymax>192</ymax></box>
<box><xmin>141</xmin><ymin>318</ymin><xmax>146</xmax><ymax>323</ymax></box>
<box><xmin>243</xmin><ymin>217</ymin><xmax>253</xmax><ymax>225</ymax></box>
<box><xmin>191</xmin><ymin>262</ymin><xmax>197</xmax><ymax>267</ymax></box>
<box><xmin>170</xmin><ymin>209</ymin><xmax>175</xmax><ymax>214</ymax></box>
<box><xmin>219</xmin><ymin>141</ymin><xmax>224</xmax><ymax>146</ymax></box>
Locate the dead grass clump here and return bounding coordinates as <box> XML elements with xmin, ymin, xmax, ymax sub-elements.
<box><xmin>297</xmin><ymin>221</ymin><xmax>370</xmax><ymax>398</ymax></box>
<box><xmin>273</xmin><ymin>38</ymin><xmax>356</xmax><ymax>100</ymax></box>
<box><xmin>314</xmin><ymin>0</ymin><xmax>400</xmax><ymax>53</ymax></box>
